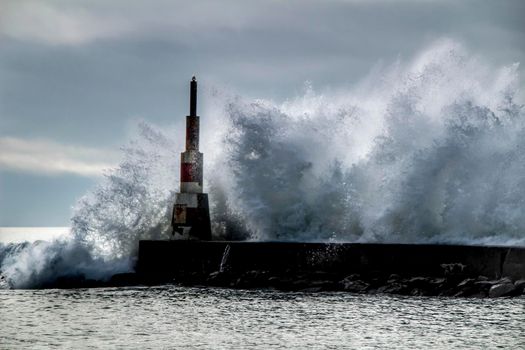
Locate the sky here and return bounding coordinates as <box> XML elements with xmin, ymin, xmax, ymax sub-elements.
<box><xmin>0</xmin><ymin>0</ymin><xmax>524</xmax><ymax>227</ymax></box>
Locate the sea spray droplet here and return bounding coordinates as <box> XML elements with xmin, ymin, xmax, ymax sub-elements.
<box><xmin>73</xmin><ymin>40</ymin><xmax>525</xmax><ymax>247</ymax></box>
<box><xmin>71</xmin><ymin>121</ymin><xmax>180</xmax><ymax>259</ymax></box>
<box><xmin>212</xmin><ymin>41</ymin><xmax>525</xmax><ymax>244</ymax></box>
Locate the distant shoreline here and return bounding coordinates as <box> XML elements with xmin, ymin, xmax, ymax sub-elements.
<box><xmin>0</xmin><ymin>227</ymin><xmax>70</xmax><ymax>244</ymax></box>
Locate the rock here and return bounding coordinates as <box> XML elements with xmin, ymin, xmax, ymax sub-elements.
<box><xmin>309</xmin><ymin>280</ymin><xmax>337</xmax><ymax>290</ymax></box>
<box><xmin>440</xmin><ymin>263</ymin><xmax>466</xmax><ymax>276</ymax></box>
<box><xmin>268</xmin><ymin>276</ymin><xmax>280</xmax><ymax>283</ymax></box>
<box><xmin>267</xmin><ymin>276</ymin><xmax>295</xmax><ymax>290</ymax></box>
<box><xmin>439</xmin><ymin>288</ymin><xmax>456</xmax><ymax>297</ymax></box>
<box><xmin>410</xmin><ymin>288</ymin><xmax>425</xmax><ymax>296</ymax></box>
<box><xmin>368</xmin><ymin>277</ymin><xmax>385</xmax><ymax>288</ymax></box>
<box><xmin>342</xmin><ymin>273</ymin><xmax>361</xmax><ymax>282</ymax></box>
<box><xmin>207</xmin><ymin>271</ymin><xmax>230</xmax><ymax>286</ymax></box>
<box><xmin>454</xmin><ymin>278</ymin><xmax>487</xmax><ymax>297</ymax></box>
<box><xmin>497</xmin><ymin>277</ymin><xmax>513</xmax><ymax>284</ymax></box>
<box><xmin>340</xmin><ymin>278</ymin><xmax>369</xmax><ymax>293</ymax></box>
<box><xmin>386</xmin><ymin>275</ymin><xmax>401</xmax><ymax>284</ymax></box>
<box><xmin>407</xmin><ymin>277</ymin><xmax>430</xmax><ymax>287</ymax></box>
<box><xmin>430</xmin><ymin>277</ymin><xmax>446</xmax><ymax>286</ymax></box>
<box><xmin>421</xmin><ymin>277</ymin><xmax>447</xmax><ymax>296</ymax></box>
<box><xmin>403</xmin><ymin>277</ymin><xmax>432</xmax><ymax>296</ymax></box>
<box><xmin>208</xmin><ymin>271</ymin><xmax>221</xmax><ymax>279</ymax></box>
<box><xmin>513</xmin><ymin>279</ymin><xmax>525</xmax><ymax>294</ymax></box>
<box><xmin>290</xmin><ymin>279</ymin><xmax>311</xmax><ymax>290</ymax></box>
<box><xmin>453</xmin><ymin>289</ymin><xmax>476</xmax><ymax>297</ymax></box>
<box><xmin>474</xmin><ymin>280</ymin><xmax>497</xmax><ymax>292</ymax></box>
<box><xmin>376</xmin><ymin>283</ymin><xmax>409</xmax><ymax>295</ymax></box>
<box><xmin>234</xmin><ymin>270</ymin><xmax>270</xmax><ymax>289</ymax></box>
<box><xmin>388</xmin><ymin>274</ymin><xmax>401</xmax><ymax>281</ymax></box>
<box><xmin>488</xmin><ymin>283</ymin><xmax>516</xmax><ymax>297</ymax></box>
<box><xmin>457</xmin><ymin>278</ymin><xmax>475</xmax><ymax>288</ymax></box>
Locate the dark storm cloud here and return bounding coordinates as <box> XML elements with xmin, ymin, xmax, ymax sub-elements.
<box><xmin>0</xmin><ymin>0</ymin><xmax>523</xmax><ymax>225</ymax></box>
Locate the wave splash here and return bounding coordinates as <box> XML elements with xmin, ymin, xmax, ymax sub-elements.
<box><xmin>214</xmin><ymin>39</ymin><xmax>525</xmax><ymax>245</ymax></box>
<box><xmin>1</xmin><ymin>39</ymin><xmax>524</xmax><ymax>288</ymax></box>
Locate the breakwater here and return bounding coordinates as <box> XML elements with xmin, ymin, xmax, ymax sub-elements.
<box><xmin>135</xmin><ymin>241</ymin><xmax>525</xmax><ymax>297</ymax></box>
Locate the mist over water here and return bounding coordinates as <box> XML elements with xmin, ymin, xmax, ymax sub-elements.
<box><xmin>1</xmin><ymin>39</ymin><xmax>524</xmax><ymax>288</ymax></box>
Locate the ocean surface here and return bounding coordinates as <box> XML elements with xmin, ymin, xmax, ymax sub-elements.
<box><xmin>1</xmin><ymin>286</ymin><xmax>523</xmax><ymax>349</ymax></box>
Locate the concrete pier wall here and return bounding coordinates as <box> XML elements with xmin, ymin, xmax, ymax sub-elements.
<box><xmin>137</xmin><ymin>241</ymin><xmax>525</xmax><ymax>280</ymax></box>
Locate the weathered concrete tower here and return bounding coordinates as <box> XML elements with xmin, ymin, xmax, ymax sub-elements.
<box><xmin>171</xmin><ymin>77</ymin><xmax>212</xmax><ymax>240</ymax></box>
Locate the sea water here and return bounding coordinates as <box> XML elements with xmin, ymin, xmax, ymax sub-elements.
<box><xmin>1</xmin><ymin>286</ymin><xmax>523</xmax><ymax>349</ymax></box>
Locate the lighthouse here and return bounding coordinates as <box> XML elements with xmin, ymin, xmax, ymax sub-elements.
<box><xmin>171</xmin><ymin>76</ymin><xmax>212</xmax><ymax>240</ymax></box>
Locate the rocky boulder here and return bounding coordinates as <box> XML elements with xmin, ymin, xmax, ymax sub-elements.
<box><xmin>488</xmin><ymin>282</ymin><xmax>516</xmax><ymax>297</ymax></box>
<box><xmin>513</xmin><ymin>279</ymin><xmax>525</xmax><ymax>294</ymax></box>
<box><xmin>339</xmin><ymin>277</ymin><xmax>369</xmax><ymax>293</ymax></box>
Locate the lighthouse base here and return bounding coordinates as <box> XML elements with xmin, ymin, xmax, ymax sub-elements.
<box><xmin>171</xmin><ymin>192</ymin><xmax>212</xmax><ymax>240</ymax></box>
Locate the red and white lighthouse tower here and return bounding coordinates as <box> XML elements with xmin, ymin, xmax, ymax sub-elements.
<box><xmin>171</xmin><ymin>76</ymin><xmax>212</xmax><ymax>240</ymax></box>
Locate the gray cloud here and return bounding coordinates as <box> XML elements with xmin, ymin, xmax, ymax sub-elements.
<box><xmin>0</xmin><ymin>1</ymin><xmax>130</xmax><ymax>45</ymax></box>
<box><xmin>0</xmin><ymin>136</ymin><xmax>118</xmax><ymax>177</ymax></box>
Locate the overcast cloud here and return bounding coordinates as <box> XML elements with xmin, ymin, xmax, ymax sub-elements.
<box><xmin>0</xmin><ymin>0</ymin><xmax>524</xmax><ymax>226</ymax></box>
<box><xmin>0</xmin><ymin>136</ymin><xmax>118</xmax><ymax>177</ymax></box>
